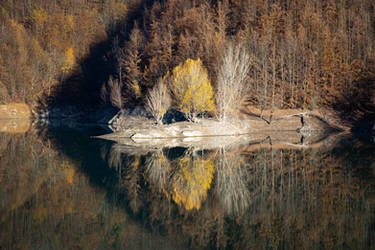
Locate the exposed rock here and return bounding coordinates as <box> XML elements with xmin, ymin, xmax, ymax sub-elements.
<box><xmin>132</xmin><ymin>132</ymin><xmax>166</xmax><ymax>139</ymax></box>
<box><xmin>97</xmin><ymin>108</ymin><xmax>345</xmax><ymax>143</ymax></box>
<box><xmin>98</xmin><ymin>119</ymin><xmax>251</xmax><ymax>142</ymax></box>
<box><xmin>108</xmin><ymin>134</ymin><xmax>255</xmax><ymax>154</ymax></box>
<box><xmin>240</xmin><ymin>106</ymin><xmax>349</xmax><ymax>131</ymax></box>
<box><xmin>0</xmin><ymin>103</ymin><xmax>31</xmax><ymax>119</ymax></box>
<box><xmin>182</xmin><ymin>130</ymin><xmax>202</xmax><ymax>137</ymax></box>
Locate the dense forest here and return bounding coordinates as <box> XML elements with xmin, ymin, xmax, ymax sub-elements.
<box><xmin>1</xmin><ymin>0</ymin><xmax>374</xmax><ymax>124</ymax></box>
<box><xmin>0</xmin><ymin>0</ymin><xmax>129</xmax><ymax>105</ymax></box>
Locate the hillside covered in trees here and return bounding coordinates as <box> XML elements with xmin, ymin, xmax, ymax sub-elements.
<box><xmin>1</xmin><ymin>0</ymin><xmax>375</xmax><ymax>127</ymax></box>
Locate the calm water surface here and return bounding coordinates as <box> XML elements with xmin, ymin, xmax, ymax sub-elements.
<box><xmin>0</xmin><ymin>126</ymin><xmax>374</xmax><ymax>249</ymax></box>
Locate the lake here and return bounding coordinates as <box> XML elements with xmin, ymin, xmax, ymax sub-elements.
<box><xmin>0</xmin><ymin>124</ymin><xmax>374</xmax><ymax>249</ymax></box>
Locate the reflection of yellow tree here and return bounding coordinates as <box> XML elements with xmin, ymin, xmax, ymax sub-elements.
<box><xmin>171</xmin><ymin>156</ymin><xmax>214</xmax><ymax>210</ymax></box>
<box><xmin>61</xmin><ymin>160</ymin><xmax>75</xmax><ymax>184</ymax></box>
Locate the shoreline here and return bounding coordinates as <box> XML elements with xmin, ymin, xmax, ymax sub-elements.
<box><xmin>96</xmin><ymin>108</ymin><xmax>346</xmax><ymax>141</ymax></box>
<box><xmin>1</xmin><ymin>103</ymin><xmax>374</xmax><ymax>137</ymax></box>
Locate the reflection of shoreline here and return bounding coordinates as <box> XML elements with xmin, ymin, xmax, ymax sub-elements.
<box><xmin>102</xmin><ymin>130</ymin><xmax>354</xmax><ymax>217</ymax></box>
<box><xmin>104</xmin><ymin>130</ymin><xmax>352</xmax><ymax>217</ymax></box>
<box><xmin>0</xmin><ymin>118</ymin><xmax>30</xmax><ymax>133</ymax></box>
<box><xmin>101</xmin><ymin>131</ymin><xmax>347</xmax><ymax>155</ymax></box>
<box><xmin>102</xmin><ymin>132</ymin><xmax>375</xmax><ymax>249</ymax></box>
<box><xmin>5</xmin><ymin>125</ymin><xmax>368</xmax><ymax>250</ymax></box>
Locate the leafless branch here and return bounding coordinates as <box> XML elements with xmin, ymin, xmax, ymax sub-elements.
<box><xmin>145</xmin><ymin>77</ymin><xmax>171</xmax><ymax>125</ymax></box>
<box><xmin>108</xmin><ymin>76</ymin><xmax>123</xmax><ymax>109</ymax></box>
<box><xmin>216</xmin><ymin>43</ymin><xmax>251</xmax><ymax>120</ymax></box>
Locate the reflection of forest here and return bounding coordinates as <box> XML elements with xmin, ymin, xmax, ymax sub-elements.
<box><xmin>105</xmin><ymin>139</ymin><xmax>375</xmax><ymax>249</ymax></box>
<box><xmin>1</xmin><ymin>129</ymin><xmax>374</xmax><ymax>249</ymax></box>
<box><xmin>0</xmin><ymin>131</ymin><xmax>188</xmax><ymax>249</ymax></box>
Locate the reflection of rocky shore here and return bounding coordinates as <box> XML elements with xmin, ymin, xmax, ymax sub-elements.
<box><xmin>101</xmin><ymin>134</ymin><xmax>375</xmax><ymax>249</ymax></box>
<box><xmin>99</xmin><ymin>130</ymin><xmax>346</xmax><ymax>155</ymax></box>
<box><xmin>3</xmin><ymin>126</ymin><xmax>373</xmax><ymax>249</ymax></box>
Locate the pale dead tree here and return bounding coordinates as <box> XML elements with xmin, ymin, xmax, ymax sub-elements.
<box><xmin>108</xmin><ymin>76</ymin><xmax>123</xmax><ymax>109</ymax></box>
<box><xmin>216</xmin><ymin>43</ymin><xmax>251</xmax><ymax>121</ymax></box>
<box><xmin>146</xmin><ymin>77</ymin><xmax>171</xmax><ymax>125</ymax></box>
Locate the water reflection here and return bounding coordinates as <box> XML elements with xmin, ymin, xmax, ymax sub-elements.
<box><xmin>215</xmin><ymin>149</ymin><xmax>250</xmax><ymax>216</ymax></box>
<box><xmin>1</xmin><ymin>127</ymin><xmax>375</xmax><ymax>249</ymax></box>
<box><xmin>0</xmin><ymin>129</ymin><xmax>189</xmax><ymax>249</ymax></box>
<box><xmin>102</xmin><ymin>134</ymin><xmax>375</xmax><ymax>249</ymax></box>
<box><xmin>171</xmin><ymin>152</ymin><xmax>214</xmax><ymax>210</ymax></box>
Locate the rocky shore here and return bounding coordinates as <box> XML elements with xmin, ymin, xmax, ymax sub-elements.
<box><xmin>96</xmin><ymin>107</ymin><xmax>345</xmax><ymax>141</ymax></box>
<box><xmin>2</xmin><ymin>103</ymin><xmax>373</xmax><ymax>140</ymax></box>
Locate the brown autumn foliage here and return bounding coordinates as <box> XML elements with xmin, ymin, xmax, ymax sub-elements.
<box><xmin>0</xmin><ymin>0</ymin><xmax>127</xmax><ymax>106</ymax></box>
<box><xmin>110</xmin><ymin>0</ymin><xmax>375</xmax><ymax>117</ymax></box>
<box><xmin>0</xmin><ymin>0</ymin><xmax>374</xmax><ymax>124</ymax></box>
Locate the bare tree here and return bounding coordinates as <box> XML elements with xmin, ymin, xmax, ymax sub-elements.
<box><xmin>216</xmin><ymin>43</ymin><xmax>251</xmax><ymax>121</ymax></box>
<box><xmin>108</xmin><ymin>76</ymin><xmax>123</xmax><ymax>109</ymax></box>
<box><xmin>145</xmin><ymin>77</ymin><xmax>171</xmax><ymax>125</ymax></box>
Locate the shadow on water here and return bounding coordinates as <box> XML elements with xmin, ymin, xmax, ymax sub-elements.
<box><xmin>0</xmin><ymin>127</ymin><xmax>193</xmax><ymax>249</ymax></box>
<box><xmin>41</xmin><ymin>125</ymin><xmax>375</xmax><ymax>249</ymax></box>
<box><xmin>45</xmin><ymin>127</ymin><xmax>119</xmax><ymax>188</ymax></box>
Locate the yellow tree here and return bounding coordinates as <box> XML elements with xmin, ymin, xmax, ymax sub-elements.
<box><xmin>170</xmin><ymin>58</ymin><xmax>215</xmax><ymax>122</ymax></box>
<box><xmin>61</xmin><ymin>47</ymin><xmax>75</xmax><ymax>74</ymax></box>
